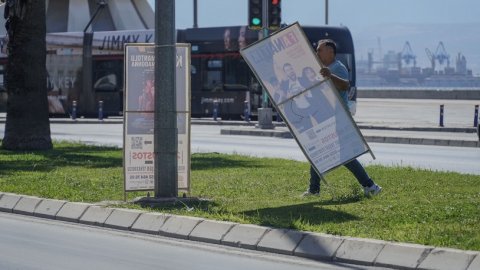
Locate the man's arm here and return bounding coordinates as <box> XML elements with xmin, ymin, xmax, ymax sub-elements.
<box><xmin>320</xmin><ymin>67</ymin><xmax>350</xmax><ymax>91</ymax></box>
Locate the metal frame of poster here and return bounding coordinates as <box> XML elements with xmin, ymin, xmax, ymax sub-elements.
<box><xmin>240</xmin><ymin>23</ymin><xmax>374</xmax><ymax>179</ymax></box>
<box><xmin>123</xmin><ymin>43</ymin><xmax>191</xmax><ymax>193</ymax></box>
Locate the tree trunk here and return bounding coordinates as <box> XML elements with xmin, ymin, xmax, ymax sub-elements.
<box><xmin>2</xmin><ymin>0</ymin><xmax>52</xmax><ymax>150</ymax></box>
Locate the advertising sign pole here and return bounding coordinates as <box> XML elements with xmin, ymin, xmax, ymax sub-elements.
<box><xmin>154</xmin><ymin>0</ymin><xmax>177</xmax><ymax>197</ymax></box>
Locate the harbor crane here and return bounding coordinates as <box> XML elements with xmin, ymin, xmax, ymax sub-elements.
<box><xmin>400</xmin><ymin>41</ymin><xmax>416</xmax><ymax>66</ymax></box>
<box><xmin>425</xmin><ymin>41</ymin><xmax>450</xmax><ymax>71</ymax></box>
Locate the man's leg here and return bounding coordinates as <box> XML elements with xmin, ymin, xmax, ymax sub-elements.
<box><xmin>344</xmin><ymin>159</ymin><xmax>382</xmax><ymax>196</ymax></box>
<box><xmin>308</xmin><ymin>165</ymin><xmax>321</xmax><ymax>193</ymax></box>
<box><xmin>344</xmin><ymin>159</ymin><xmax>374</xmax><ymax>187</ymax></box>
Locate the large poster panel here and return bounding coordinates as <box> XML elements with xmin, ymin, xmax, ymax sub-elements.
<box><xmin>124</xmin><ymin>44</ymin><xmax>191</xmax><ymax>192</ymax></box>
<box><xmin>240</xmin><ymin>23</ymin><xmax>372</xmax><ymax>175</ymax></box>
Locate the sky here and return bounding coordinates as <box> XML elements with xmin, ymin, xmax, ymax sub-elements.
<box><xmin>147</xmin><ymin>0</ymin><xmax>480</xmax><ymax>32</ymax></box>
<box><xmin>147</xmin><ymin>0</ymin><xmax>480</xmax><ymax>74</ymax></box>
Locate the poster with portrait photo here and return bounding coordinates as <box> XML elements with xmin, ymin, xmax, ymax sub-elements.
<box><xmin>124</xmin><ymin>45</ymin><xmax>155</xmax><ymax>135</ymax></box>
<box><xmin>124</xmin><ymin>44</ymin><xmax>191</xmax><ymax>192</ymax></box>
<box><xmin>240</xmin><ymin>23</ymin><xmax>373</xmax><ymax>176</ymax></box>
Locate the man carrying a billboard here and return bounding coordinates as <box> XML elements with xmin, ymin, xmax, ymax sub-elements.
<box><xmin>303</xmin><ymin>39</ymin><xmax>382</xmax><ymax>197</ymax></box>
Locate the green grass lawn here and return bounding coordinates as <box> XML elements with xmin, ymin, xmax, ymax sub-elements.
<box><xmin>1</xmin><ymin>141</ymin><xmax>479</xmax><ymax>251</ymax></box>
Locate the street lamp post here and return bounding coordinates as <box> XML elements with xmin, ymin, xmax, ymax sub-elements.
<box><xmin>325</xmin><ymin>0</ymin><xmax>329</xmax><ymax>25</ymax></box>
<box><xmin>154</xmin><ymin>0</ymin><xmax>177</xmax><ymax>198</ymax></box>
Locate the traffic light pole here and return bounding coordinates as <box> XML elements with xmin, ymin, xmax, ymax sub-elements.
<box><xmin>261</xmin><ymin>0</ymin><xmax>269</xmax><ymax>109</ymax></box>
<box><xmin>256</xmin><ymin>0</ymin><xmax>274</xmax><ymax>129</ymax></box>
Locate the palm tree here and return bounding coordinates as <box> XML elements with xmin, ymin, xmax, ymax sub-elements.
<box><xmin>2</xmin><ymin>0</ymin><xmax>52</xmax><ymax>150</ymax></box>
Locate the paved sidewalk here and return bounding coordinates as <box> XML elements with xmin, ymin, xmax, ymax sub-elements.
<box><xmin>0</xmin><ymin>192</ymin><xmax>478</xmax><ymax>270</ymax></box>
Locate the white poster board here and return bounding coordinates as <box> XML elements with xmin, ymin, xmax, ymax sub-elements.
<box><xmin>123</xmin><ymin>44</ymin><xmax>191</xmax><ymax>192</ymax></box>
<box><xmin>240</xmin><ymin>23</ymin><xmax>373</xmax><ymax>176</ymax></box>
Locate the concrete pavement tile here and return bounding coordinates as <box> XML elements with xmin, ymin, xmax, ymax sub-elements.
<box><xmin>467</xmin><ymin>253</ymin><xmax>480</xmax><ymax>270</ymax></box>
<box><xmin>104</xmin><ymin>209</ymin><xmax>143</xmax><ymax>230</ymax></box>
<box><xmin>222</xmin><ymin>224</ymin><xmax>270</xmax><ymax>250</ymax></box>
<box><xmin>33</xmin><ymin>199</ymin><xmax>67</xmax><ymax>219</ymax></box>
<box><xmin>0</xmin><ymin>193</ymin><xmax>22</xmax><ymax>212</ymax></box>
<box><xmin>383</xmin><ymin>137</ymin><xmax>396</xmax><ymax>144</ymax></box>
<box><xmin>131</xmin><ymin>212</ymin><xmax>171</xmax><ymax>234</ymax></box>
<box><xmin>13</xmin><ymin>196</ymin><xmax>42</xmax><ymax>216</ymax></box>
<box><xmin>189</xmin><ymin>220</ymin><xmax>237</xmax><ymax>244</ymax></box>
<box><xmin>398</xmin><ymin>137</ymin><xmax>411</xmax><ymax>144</ymax></box>
<box><xmin>294</xmin><ymin>232</ymin><xmax>345</xmax><ymax>260</ymax></box>
<box><xmin>436</xmin><ymin>139</ymin><xmax>449</xmax><ymax>146</ymax></box>
<box><xmin>334</xmin><ymin>237</ymin><xmax>386</xmax><ymax>266</ymax></box>
<box><xmin>375</xmin><ymin>242</ymin><xmax>433</xmax><ymax>269</ymax></box>
<box><xmin>449</xmin><ymin>140</ymin><xmax>463</xmax><ymax>147</ymax></box>
<box><xmin>56</xmin><ymin>202</ymin><xmax>91</xmax><ymax>222</ymax></box>
<box><xmin>79</xmin><ymin>205</ymin><xmax>113</xmax><ymax>226</ymax></box>
<box><xmin>366</xmin><ymin>136</ymin><xmax>385</xmax><ymax>143</ymax></box>
<box><xmin>463</xmin><ymin>141</ymin><xmax>478</xmax><ymax>147</ymax></box>
<box><xmin>159</xmin><ymin>215</ymin><xmax>204</xmax><ymax>240</ymax></box>
<box><xmin>412</xmin><ymin>138</ymin><xmax>427</xmax><ymax>145</ymax></box>
<box><xmin>422</xmin><ymin>139</ymin><xmax>435</xmax><ymax>145</ymax></box>
<box><xmin>418</xmin><ymin>248</ymin><xmax>478</xmax><ymax>270</ymax></box>
<box><xmin>257</xmin><ymin>229</ymin><xmax>306</xmax><ymax>255</ymax></box>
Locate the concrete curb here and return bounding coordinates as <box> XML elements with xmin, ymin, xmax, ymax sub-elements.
<box><xmin>33</xmin><ymin>199</ymin><xmax>67</xmax><ymax>219</ymax></box>
<box><xmin>294</xmin><ymin>232</ymin><xmax>345</xmax><ymax>260</ymax></box>
<box><xmin>334</xmin><ymin>237</ymin><xmax>387</xmax><ymax>266</ymax></box>
<box><xmin>159</xmin><ymin>215</ymin><xmax>204</xmax><ymax>240</ymax></box>
<box><xmin>13</xmin><ymin>196</ymin><xmax>42</xmax><ymax>216</ymax></box>
<box><xmin>364</xmin><ymin>135</ymin><xmax>479</xmax><ymax>148</ymax></box>
<box><xmin>0</xmin><ymin>193</ymin><xmax>22</xmax><ymax>212</ymax></box>
<box><xmin>468</xmin><ymin>255</ymin><xmax>480</xmax><ymax>270</ymax></box>
<box><xmin>374</xmin><ymin>242</ymin><xmax>433</xmax><ymax>269</ymax></box>
<box><xmin>221</xmin><ymin>224</ymin><xmax>270</xmax><ymax>250</ymax></box>
<box><xmin>78</xmin><ymin>205</ymin><xmax>113</xmax><ymax>226</ymax></box>
<box><xmin>189</xmin><ymin>220</ymin><xmax>236</xmax><ymax>244</ymax></box>
<box><xmin>131</xmin><ymin>212</ymin><xmax>171</xmax><ymax>235</ymax></box>
<box><xmin>0</xmin><ymin>193</ymin><xmax>478</xmax><ymax>270</ymax></box>
<box><xmin>417</xmin><ymin>248</ymin><xmax>479</xmax><ymax>270</ymax></box>
<box><xmin>220</xmin><ymin>127</ymin><xmax>479</xmax><ymax>148</ymax></box>
<box><xmin>56</xmin><ymin>202</ymin><xmax>91</xmax><ymax>222</ymax></box>
<box><xmin>257</xmin><ymin>228</ymin><xmax>306</xmax><ymax>255</ymax></box>
<box><xmin>104</xmin><ymin>209</ymin><xmax>143</xmax><ymax>230</ymax></box>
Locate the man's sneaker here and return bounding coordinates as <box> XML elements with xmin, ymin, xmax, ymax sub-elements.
<box><xmin>364</xmin><ymin>184</ymin><xmax>382</xmax><ymax>197</ymax></box>
<box><xmin>301</xmin><ymin>190</ymin><xmax>319</xmax><ymax>197</ymax></box>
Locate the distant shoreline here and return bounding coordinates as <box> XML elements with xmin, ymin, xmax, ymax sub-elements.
<box><xmin>357</xmin><ymin>88</ymin><xmax>480</xmax><ymax>99</ymax></box>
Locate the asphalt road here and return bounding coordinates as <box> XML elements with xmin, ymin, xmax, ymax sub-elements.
<box><xmin>0</xmin><ymin>213</ymin><xmax>390</xmax><ymax>270</ymax></box>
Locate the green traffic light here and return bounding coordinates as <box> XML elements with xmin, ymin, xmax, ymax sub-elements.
<box><xmin>252</xmin><ymin>17</ymin><xmax>261</xmax><ymax>26</ymax></box>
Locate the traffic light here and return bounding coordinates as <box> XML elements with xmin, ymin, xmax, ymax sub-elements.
<box><xmin>248</xmin><ymin>0</ymin><xmax>263</xmax><ymax>30</ymax></box>
<box><xmin>268</xmin><ymin>0</ymin><xmax>281</xmax><ymax>30</ymax></box>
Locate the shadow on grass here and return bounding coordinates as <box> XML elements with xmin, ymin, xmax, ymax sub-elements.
<box><xmin>242</xmin><ymin>200</ymin><xmax>360</xmax><ymax>229</ymax></box>
<box><xmin>0</xmin><ymin>145</ymin><xmax>122</xmax><ymax>176</ymax></box>
<box><xmin>191</xmin><ymin>153</ymin><xmax>268</xmax><ymax>171</ymax></box>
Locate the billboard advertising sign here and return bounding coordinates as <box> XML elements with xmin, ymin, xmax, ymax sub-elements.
<box><xmin>240</xmin><ymin>23</ymin><xmax>373</xmax><ymax>176</ymax></box>
<box><xmin>124</xmin><ymin>44</ymin><xmax>191</xmax><ymax>192</ymax></box>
